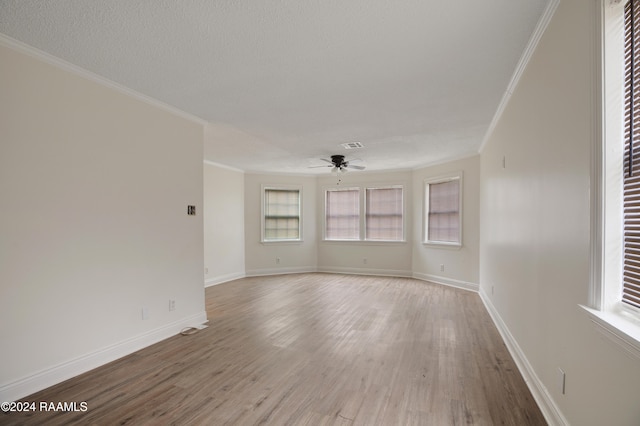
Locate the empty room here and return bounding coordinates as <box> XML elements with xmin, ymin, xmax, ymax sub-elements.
<box><xmin>1</xmin><ymin>0</ymin><xmax>639</xmax><ymax>425</ymax></box>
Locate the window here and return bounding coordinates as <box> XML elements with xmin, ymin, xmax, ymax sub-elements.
<box><xmin>324</xmin><ymin>185</ymin><xmax>405</xmax><ymax>241</ymax></box>
<box><xmin>583</xmin><ymin>0</ymin><xmax>640</xmax><ymax>355</ymax></box>
<box><xmin>262</xmin><ymin>187</ymin><xmax>301</xmax><ymax>241</ymax></box>
<box><xmin>622</xmin><ymin>0</ymin><xmax>640</xmax><ymax>309</ymax></box>
<box><xmin>365</xmin><ymin>187</ymin><xmax>403</xmax><ymax>241</ymax></box>
<box><xmin>325</xmin><ymin>188</ymin><xmax>360</xmax><ymax>240</ymax></box>
<box><xmin>424</xmin><ymin>174</ymin><xmax>462</xmax><ymax>246</ymax></box>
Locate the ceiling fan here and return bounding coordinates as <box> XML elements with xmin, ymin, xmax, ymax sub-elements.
<box><xmin>311</xmin><ymin>155</ymin><xmax>366</xmax><ymax>173</ymax></box>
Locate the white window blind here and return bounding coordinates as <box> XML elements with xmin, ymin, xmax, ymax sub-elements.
<box><xmin>623</xmin><ymin>0</ymin><xmax>640</xmax><ymax>308</ymax></box>
<box><xmin>365</xmin><ymin>187</ymin><xmax>403</xmax><ymax>241</ymax></box>
<box><xmin>264</xmin><ymin>188</ymin><xmax>300</xmax><ymax>241</ymax></box>
<box><xmin>325</xmin><ymin>189</ymin><xmax>360</xmax><ymax>240</ymax></box>
<box><xmin>426</xmin><ymin>179</ymin><xmax>460</xmax><ymax>244</ymax></box>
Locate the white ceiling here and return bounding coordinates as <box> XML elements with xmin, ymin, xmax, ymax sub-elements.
<box><xmin>0</xmin><ymin>0</ymin><xmax>549</xmax><ymax>174</ymax></box>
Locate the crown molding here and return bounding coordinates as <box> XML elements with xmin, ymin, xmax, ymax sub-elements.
<box><xmin>479</xmin><ymin>0</ymin><xmax>561</xmax><ymax>153</ymax></box>
<box><xmin>412</xmin><ymin>152</ymin><xmax>479</xmax><ymax>171</ymax></box>
<box><xmin>203</xmin><ymin>160</ymin><xmax>245</xmax><ymax>173</ymax></box>
<box><xmin>0</xmin><ymin>33</ymin><xmax>208</xmax><ymax>127</ymax></box>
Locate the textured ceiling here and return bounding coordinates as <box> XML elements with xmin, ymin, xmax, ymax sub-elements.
<box><xmin>0</xmin><ymin>0</ymin><xmax>550</xmax><ymax>174</ymax></box>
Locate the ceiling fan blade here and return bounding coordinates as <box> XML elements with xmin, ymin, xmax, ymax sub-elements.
<box><xmin>320</xmin><ymin>158</ymin><xmax>333</xmax><ymax>164</ymax></box>
<box><xmin>347</xmin><ymin>164</ymin><xmax>366</xmax><ymax>170</ymax></box>
<box><xmin>308</xmin><ymin>164</ymin><xmax>332</xmax><ymax>168</ymax></box>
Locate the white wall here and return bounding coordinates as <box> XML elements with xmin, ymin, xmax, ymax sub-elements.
<box><xmin>479</xmin><ymin>0</ymin><xmax>640</xmax><ymax>424</ymax></box>
<box><xmin>316</xmin><ymin>170</ymin><xmax>413</xmax><ymax>276</ymax></box>
<box><xmin>244</xmin><ymin>173</ymin><xmax>318</xmax><ymax>275</ymax></box>
<box><xmin>239</xmin><ymin>167</ymin><xmax>481</xmax><ymax>284</ymax></box>
<box><xmin>13</xmin><ymin>4</ymin><xmax>639</xmax><ymax>421</ymax></box>
<box><xmin>412</xmin><ymin>155</ymin><xmax>480</xmax><ymax>291</ymax></box>
<box><xmin>0</xmin><ymin>41</ymin><xmax>206</xmax><ymax>400</ymax></box>
<box><xmin>203</xmin><ymin>162</ymin><xmax>245</xmax><ymax>286</ymax></box>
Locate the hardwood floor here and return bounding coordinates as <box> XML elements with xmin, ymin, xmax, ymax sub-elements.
<box><xmin>3</xmin><ymin>274</ymin><xmax>546</xmax><ymax>425</ymax></box>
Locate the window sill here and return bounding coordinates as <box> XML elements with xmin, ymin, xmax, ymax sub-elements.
<box><xmin>580</xmin><ymin>305</ymin><xmax>640</xmax><ymax>360</ymax></box>
<box><xmin>423</xmin><ymin>241</ymin><xmax>462</xmax><ymax>250</ymax></box>
<box><xmin>261</xmin><ymin>240</ymin><xmax>304</xmax><ymax>245</ymax></box>
<box><xmin>322</xmin><ymin>239</ymin><xmax>407</xmax><ymax>245</ymax></box>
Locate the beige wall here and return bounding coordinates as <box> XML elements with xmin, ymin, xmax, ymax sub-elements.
<box><xmin>244</xmin><ymin>173</ymin><xmax>318</xmax><ymax>275</ymax></box>
<box><xmin>316</xmin><ymin>170</ymin><xmax>413</xmax><ymax>276</ymax></box>
<box><xmin>13</xmin><ymin>2</ymin><xmax>636</xmax><ymax>421</ymax></box>
<box><xmin>412</xmin><ymin>155</ymin><xmax>480</xmax><ymax>290</ymax></box>
<box><xmin>480</xmin><ymin>0</ymin><xmax>640</xmax><ymax>424</ymax></box>
<box><xmin>203</xmin><ymin>162</ymin><xmax>245</xmax><ymax>285</ymax></box>
<box><xmin>0</xmin><ymin>42</ymin><xmax>206</xmax><ymax>400</ymax></box>
<box><xmin>237</xmin><ymin>166</ymin><xmax>481</xmax><ymax>288</ymax></box>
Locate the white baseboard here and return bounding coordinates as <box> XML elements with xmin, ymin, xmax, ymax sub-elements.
<box><xmin>0</xmin><ymin>310</ymin><xmax>208</xmax><ymax>402</ymax></box>
<box><xmin>205</xmin><ymin>271</ymin><xmax>246</xmax><ymax>287</ymax></box>
<box><xmin>478</xmin><ymin>288</ymin><xmax>568</xmax><ymax>426</ymax></box>
<box><xmin>245</xmin><ymin>266</ymin><xmax>318</xmax><ymax>277</ymax></box>
<box><xmin>317</xmin><ymin>266</ymin><xmax>412</xmax><ymax>278</ymax></box>
<box><xmin>412</xmin><ymin>272</ymin><xmax>478</xmax><ymax>292</ymax></box>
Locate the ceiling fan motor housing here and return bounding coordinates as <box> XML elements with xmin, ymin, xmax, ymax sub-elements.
<box><xmin>331</xmin><ymin>155</ymin><xmax>346</xmax><ymax>167</ymax></box>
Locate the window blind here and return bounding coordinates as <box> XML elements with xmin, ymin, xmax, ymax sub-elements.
<box><xmin>365</xmin><ymin>187</ymin><xmax>403</xmax><ymax>241</ymax></box>
<box><xmin>623</xmin><ymin>0</ymin><xmax>640</xmax><ymax>308</ymax></box>
<box><xmin>427</xmin><ymin>180</ymin><xmax>460</xmax><ymax>243</ymax></box>
<box><xmin>264</xmin><ymin>189</ymin><xmax>300</xmax><ymax>240</ymax></box>
<box><xmin>325</xmin><ymin>189</ymin><xmax>359</xmax><ymax>240</ymax></box>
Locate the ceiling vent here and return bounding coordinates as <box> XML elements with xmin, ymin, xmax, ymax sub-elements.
<box><xmin>341</xmin><ymin>142</ymin><xmax>364</xmax><ymax>149</ymax></box>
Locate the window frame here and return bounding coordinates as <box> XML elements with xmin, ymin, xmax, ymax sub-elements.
<box><xmin>322</xmin><ymin>183</ymin><xmax>406</xmax><ymax>243</ymax></box>
<box><xmin>423</xmin><ymin>172</ymin><xmax>463</xmax><ymax>248</ymax></box>
<box><xmin>585</xmin><ymin>0</ymin><xmax>640</xmax><ymax>356</ymax></box>
<box><xmin>261</xmin><ymin>184</ymin><xmax>303</xmax><ymax>243</ymax></box>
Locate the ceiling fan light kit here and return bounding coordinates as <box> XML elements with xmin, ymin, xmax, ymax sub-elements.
<box><xmin>314</xmin><ymin>154</ymin><xmax>365</xmax><ymax>174</ymax></box>
<box><xmin>308</xmin><ymin>154</ymin><xmax>364</xmax><ymax>185</ymax></box>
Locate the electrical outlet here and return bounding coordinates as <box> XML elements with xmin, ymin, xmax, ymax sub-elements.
<box><xmin>440</xmin><ymin>264</ymin><xmax>444</xmax><ymax>272</ymax></box>
<box><xmin>491</xmin><ymin>285</ymin><xmax>494</xmax><ymax>295</ymax></box>
<box><xmin>363</xmin><ymin>258</ymin><xmax>367</xmax><ymax>264</ymax></box>
<box><xmin>204</xmin><ymin>267</ymin><xmax>208</xmax><ymax>274</ymax></box>
<box><xmin>142</xmin><ymin>307</ymin><xmax>149</xmax><ymax>320</ymax></box>
<box><xmin>169</xmin><ymin>300</ymin><xmax>176</xmax><ymax>311</ymax></box>
<box><xmin>276</xmin><ymin>257</ymin><xmax>280</xmax><ymax>264</ymax></box>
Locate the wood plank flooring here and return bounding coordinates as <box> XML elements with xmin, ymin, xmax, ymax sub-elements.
<box><xmin>2</xmin><ymin>273</ymin><xmax>546</xmax><ymax>425</ymax></box>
